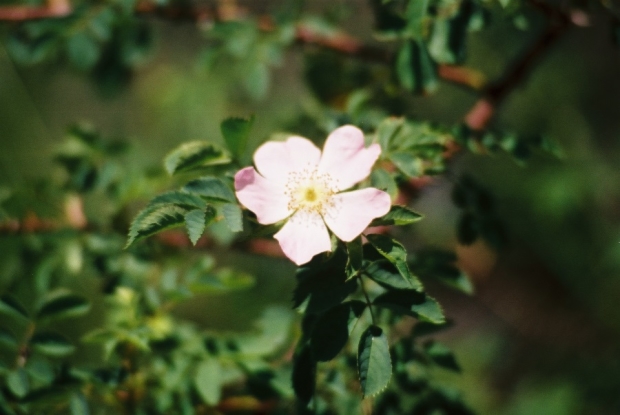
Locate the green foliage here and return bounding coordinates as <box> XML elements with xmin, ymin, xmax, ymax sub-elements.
<box><xmin>36</xmin><ymin>292</ymin><xmax>90</xmax><ymax>321</ymax></box>
<box><xmin>220</xmin><ymin>116</ymin><xmax>255</xmax><ymax>161</ymax></box>
<box><xmin>451</xmin><ymin>175</ymin><xmax>507</xmax><ymax>249</ymax></box>
<box><xmin>358</xmin><ymin>325</ymin><xmax>392</xmax><ymax>397</ymax></box>
<box><xmin>164</xmin><ymin>141</ymin><xmax>231</xmax><ymax>175</ymax></box>
<box><xmin>367</xmin><ymin>234</ymin><xmax>423</xmax><ymax>290</ymax></box>
<box><xmin>1</xmin><ymin>0</ymin><xmax>588</xmax><ymax>410</ymax></box>
<box><xmin>370</xmin><ymin>205</ymin><xmax>423</xmax><ymax>226</ymax></box>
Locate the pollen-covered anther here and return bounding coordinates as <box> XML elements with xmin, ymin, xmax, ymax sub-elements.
<box><xmin>285</xmin><ymin>169</ymin><xmax>337</xmax><ymax>217</ymax></box>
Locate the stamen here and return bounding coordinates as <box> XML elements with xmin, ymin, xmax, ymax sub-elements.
<box><xmin>284</xmin><ymin>164</ymin><xmax>339</xmax><ymax>221</ymax></box>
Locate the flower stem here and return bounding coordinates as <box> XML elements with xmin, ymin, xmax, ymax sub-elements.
<box><xmin>357</xmin><ymin>275</ymin><xmax>376</xmax><ymax>325</ymax></box>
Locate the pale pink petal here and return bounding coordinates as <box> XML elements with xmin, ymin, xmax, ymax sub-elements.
<box><xmin>323</xmin><ymin>188</ymin><xmax>391</xmax><ymax>242</ymax></box>
<box><xmin>253</xmin><ymin>136</ymin><xmax>322</xmax><ymax>183</ymax></box>
<box><xmin>234</xmin><ymin>167</ymin><xmax>291</xmax><ymax>224</ymax></box>
<box><xmin>318</xmin><ymin>125</ymin><xmax>381</xmax><ymax>191</ymax></box>
<box><xmin>274</xmin><ymin>211</ymin><xmax>332</xmax><ymax>265</ymax></box>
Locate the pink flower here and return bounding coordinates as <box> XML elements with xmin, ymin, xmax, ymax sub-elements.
<box><xmin>234</xmin><ymin>125</ymin><xmax>391</xmax><ymax>265</ymax></box>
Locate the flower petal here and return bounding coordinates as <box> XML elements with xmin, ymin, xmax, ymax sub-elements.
<box><xmin>318</xmin><ymin>125</ymin><xmax>381</xmax><ymax>191</ymax></box>
<box><xmin>324</xmin><ymin>188</ymin><xmax>391</xmax><ymax>242</ymax></box>
<box><xmin>253</xmin><ymin>136</ymin><xmax>322</xmax><ymax>183</ymax></box>
<box><xmin>274</xmin><ymin>211</ymin><xmax>332</xmax><ymax>265</ymax></box>
<box><xmin>234</xmin><ymin>167</ymin><xmax>291</xmax><ymax>224</ymax></box>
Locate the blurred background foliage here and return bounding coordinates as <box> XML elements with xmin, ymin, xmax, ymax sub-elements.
<box><xmin>1</xmin><ymin>0</ymin><xmax>620</xmax><ymax>414</ymax></box>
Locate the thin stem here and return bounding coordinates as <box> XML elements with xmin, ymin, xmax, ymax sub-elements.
<box><xmin>357</xmin><ymin>274</ymin><xmax>376</xmax><ymax>325</ymax></box>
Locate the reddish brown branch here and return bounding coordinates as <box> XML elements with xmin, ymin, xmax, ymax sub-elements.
<box><xmin>463</xmin><ymin>0</ymin><xmax>571</xmax><ymax>131</ymax></box>
<box><xmin>0</xmin><ymin>2</ymin><xmax>485</xmax><ymax>92</ymax></box>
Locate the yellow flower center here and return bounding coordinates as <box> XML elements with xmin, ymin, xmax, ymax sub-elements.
<box><xmin>285</xmin><ymin>168</ymin><xmax>338</xmax><ymax>217</ymax></box>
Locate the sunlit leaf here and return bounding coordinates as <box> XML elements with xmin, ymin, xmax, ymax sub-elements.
<box><xmin>70</xmin><ymin>392</ymin><xmax>90</xmax><ymax>415</ymax></box>
<box><xmin>396</xmin><ymin>40</ymin><xmax>438</xmax><ymax>94</ymax></box>
<box><xmin>164</xmin><ymin>141</ymin><xmax>231</xmax><ymax>175</ymax></box>
<box><xmin>221</xmin><ymin>203</ymin><xmax>243</xmax><ymax>232</ymax></box>
<box><xmin>30</xmin><ymin>332</ymin><xmax>75</xmax><ymax>357</ymax></box>
<box><xmin>194</xmin><ymin>359</ymin><xmax>222</xmax><ymax>405</ymax></box>
<box><xmin>185</xmin><ymin>208</ymin><xmax>216</xmax><ymax>245</ymax></box>
<box><xmin>149</xmin><ymin>191</ymin><xmax>206</xmax><ymax>209</ymax></box>
<box><xmin>7</xmin><ymin>368</ymin><xmax>29</xmax><ymax>398</ymax></box>
<box><xmin>358</xmin><ymin>325</ymin><xmax>391</xmax><ymax>397</ymax></box>
<box><xmin>370</xmin><ymin>205</ymin><xmax>423</xmax><ymax>227</ymax></box>
<box><xmin>366</xmin><ymin>234</ymin><xmax>422</xmax><ymax>290</ymax></box>
<box><xmin>127</xmin><ymin>204</ymin><xmax>189</xmax><ymax>246</ymax></box>
<box><xmin>365</xmin><ymin>259</ymin><xmax>416</xmax><ymax>290</ymax></box>
<box><xmin>377</xmin><ymin>117</ymin><xmax>404</xmax><ymax>152</ymax></box>
<box><xmin>182</xmin><ymin>177</ymin><xmax>236</xmax><ymax>202</ymax></box>
<box><xmin>390</xmin><ymin>151</ymin><xmax>423</xmax><ymax>177</ymax></box>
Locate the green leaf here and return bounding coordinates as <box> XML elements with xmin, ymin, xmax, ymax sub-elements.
<box><xmin>358</xmin><ymin>325</ymin><xmax>391</xmax><ymax>397</ymax></box>
<box><xmin>164</xmin><ymin>141</ymin><xmax>231</xmax><ymax>175</ymax></box>
<box><xmin>25</xmin><ymin>357</ymin><xmax>54</xmax><ymax>383</ymax></box>
<box><xmin>310</xmin><ymin>301</ymin><xmax>366</xmax><ymax>362</ymax></box>
<box><xmin>370</xmin><ymin>205</ymin><xmax>423</xmax><ymax>227</ymax></box>
<box><xmin>220</xmin><ymin>116</ymin><xmax>254</xmax><ymax>159</ymax></box>
<box><xmin>390</xmin><ymin>152</ymin><xmax>423</xmax><ymax>177</ymax></box>
<box><xmin>410</xmin><ymin>249</ymin><xmax>473</xmax><ymax>294</ymax></box>
<box><xmin>149</xmin><ymin>191</ymin><xmax>206</xmax><ymax>209</ymax></box>
<box><xmin>189</xmin><ymin>268</ymin><xmax>255</xmax><ymax>294</ymax></box>
<box><xmin>396</xmin><ymin>40</ymin><xmax>438</xmax><ymax>94</ymax></box>
<box><xmin>70</xmin><ymin>392</ymin><xmax>90</xmax><ymax>415</ymax></box>
<box><xmin>424</xmin><ymin>341</ymin><xmax>461</xmax><ymax>372</ymax></box>
<box><xmin>36</xmin><ymin>294</ymin><xmax>90</xmax><ymax>322</ymax></box>
<box><xmin>365</xmin><ymin>260</ymin><xmax>416</xmax><ymax>290</ymax></box>
<box><xmin>377</xmin><ymin>117</ymin><xmax>404</xmax><ymax>152</ymax></box>
<box><xmin>194</xmin><ymin>359</ymin><xmax>222</xmax><ymax>405</ymax></box>
<box><xmin>67</xmin><ymin>33</ymin><xmax>101</xmax><ymax>71</ymax></box>
<box><xmin>0</xmin><ymin>295</ymin><xmax>29</xmax><ymax>321</ymax></box>
<box><xmin>221</xmin><ymin>203</ymin><xmax>243</xmax><ymax>232</ymax></box>
<box><xmin>30</xmin><ymin>332</ymin><xmax>75</xmax><ymax>357</ymax></box>
<box><xmin>406</xmin><ymin>0</ymin><xmax>429</xmax><ymax>38</ymax></box>
<box><xmin>345</xmin><ymin>238</ymin><xmax>363</xmax><ymax>279</ymax></box>
<box><xmin>7</xmin><ymin>368</ymin><xmax>29</xmax><ymax>398</ymax></box>
<box><xmin>427</xmin><ymin>0</ymin><xmax>474</xmax><ymax>65</ymax></box>
<box><xmin>374</xmin><ymin>290</ymin><xmax>445</xmax><ymax>324</ymax></box>
<box><xmin>182</xmin><ymin>177</ymin><xmax>236</xmax><ymax>202</ymax></box>
<box><xmin>366</xmin><ymin>234</ymin><xmax>422</xmax><ymax>290</ymax></box>
<box><xmin>371</xmin><ymin>168</ymin><xmax>398</xmax><ymax>200</ymax></box>
<box><xmin>292</xmin><ymin>344</ymin><xmax>316</xmax><ymax>404</ymax></box>
<box><xmin>0</xmin><ymin>328</ymin><xmax>18</xmax><ymax>349</ymax></box>
<box><xmin>185</xmin><ymin>208</ymin><xmax>213</xmax><ymax>245</ymax></box>
<box><xmin>293</xmin><ymin>250</ymin><xmax>357</xmax><ymax>314</ymax></box>
<box><xmin>127</xmin><ymin>204</ymin><xmax>190</xmax><ymax>246</ymax></box>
